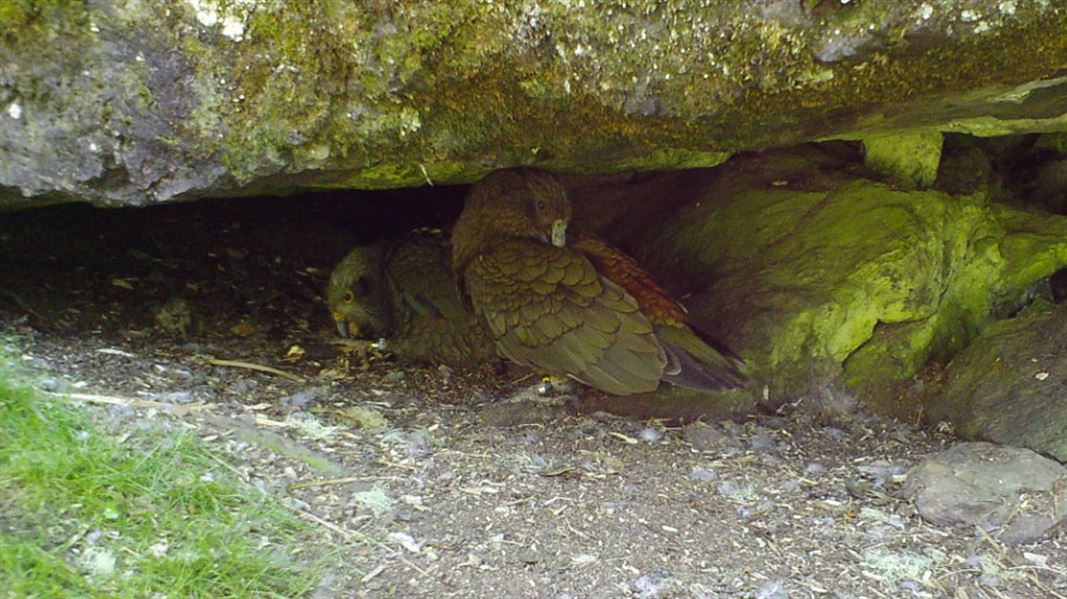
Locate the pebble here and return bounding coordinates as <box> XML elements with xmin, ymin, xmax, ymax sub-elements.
<box><xmin>157</xmin><ymin>390</ymin><xmax>193</xmax><ymax>403</ymax></box>
<box><xmin>804</xmin><ymin>462</ymin><xmax>828</xmax><ymax>474</ymax></box>
<box><xmin>681</xmin><ymin>421</ymin><xmax>740</xmax><ymax>451</ymax></box>
<box><xmin>639</xmin><ymin>427</ymin><xmax>664</xmax><ymax>443</ymax></box>
<box><xmin>689</xmin><ymin>467</ymin><xmax>718</xmax><ymax>482</ymax></box>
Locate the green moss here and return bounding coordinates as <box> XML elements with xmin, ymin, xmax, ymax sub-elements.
<box><xmin>177</xmin><ymin>0</ymin><xmax>1067</xmax><ymax>190</ymax></box>
<box><xmin>863</xmin><ymin>131</ymin><xmax>943</xmax><ymax>188</ymax></box>
<box><xmin>0</xmin><ymin>0</ymin><xmax>87</xmax><ymax>38</ymax></box>
<box><xmin>630</xmin><ymin>150</ymin><xmax>1067</xmax><ymax>410</ymax></box>
<box><xmin>4</xmin><ymin>0</ymin><xmax>1066</xmax><ymax>199</ymax></box>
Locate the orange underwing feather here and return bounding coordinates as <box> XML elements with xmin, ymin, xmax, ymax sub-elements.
<box><xmin>572</xmin><ymin>236</ymin><xmax>687</xmax><ymax>327</ymax></box>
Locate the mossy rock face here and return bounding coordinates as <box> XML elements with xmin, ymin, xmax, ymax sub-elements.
<box><xmin>1</xmin><ymin>1</ymin><xmax>1066</xmax><ymax>206</ymax></box>
<box><xmin>593</xmin><ymin>147</ymin><xmax>1067</xmax><ymax>415</ymax></box>
<box><xmin>927</xmin><ymin>303</ymin><xmax>1067</xmax><ymax>462</ymax></box>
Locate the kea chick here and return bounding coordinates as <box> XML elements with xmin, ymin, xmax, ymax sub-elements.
<box><xmin>451</xmin><ymin>167</ymin><xmax>747</xmax><ymax>395</ymax></box>
<box><xmin>327</xmin><ymin>229</ymin><xmax>495</xmax><ymax>367</ymax></box>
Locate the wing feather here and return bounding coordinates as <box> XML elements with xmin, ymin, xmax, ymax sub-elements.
<box><xmin>466</xmin><ymin>239</ymin><xmax>666</xmax><ymax>395</ymax></box>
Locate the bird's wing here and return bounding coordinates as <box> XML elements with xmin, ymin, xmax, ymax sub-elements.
<box><xmin>573</xmin><ymin>235</ymin><xmax>748</xmax><ymax>391</ymax></box>
<box><xmin>385</xmin><ymin>230</ymin><xmax>470</xmax><ymax>324</ymax></box>
<box><xmin>465</xmin><ymin>239</ymin><xmax>666</xmax><ymax>395</ymax></box>
<box><xmin>572</xmin><ymin>236</ymin><xmax>687</xmax><ymax>326</ymax></box>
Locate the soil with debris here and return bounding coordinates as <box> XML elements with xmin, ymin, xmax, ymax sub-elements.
<box><xmin>1</xmin><ymin>196</ymin><xmax>1064</xmax><ymax>599</ymax></box>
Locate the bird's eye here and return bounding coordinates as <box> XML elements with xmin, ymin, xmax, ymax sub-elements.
<box><xmin>536</xmin><ymin>200</ymin><xmax>547</xmax><ymax>211</ymax></box>
<box><xmin>343</xmin><ymin>290</ymin><xmax>355</xmax><ymax>303</ymax></box>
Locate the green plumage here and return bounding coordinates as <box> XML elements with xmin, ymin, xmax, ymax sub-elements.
<box><xmin>327</xmin><ymin>229</ymin><xmax>495</xmax><ymax>367</ymax></box>
<box><xmin>465</xmin><ymin>239</ymin><xmax>666</xmax><ymax>395</ymax></box>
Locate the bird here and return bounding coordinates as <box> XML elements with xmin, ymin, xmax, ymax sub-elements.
<box><xmin>327</xmin><ymin>229</ymin><xmax>495</xmax><ymax>367</ymax></box>
<box><xmin>451</xmin><ymin>167</ymin><xmax>748</xmax><ymax>395</ymax></box>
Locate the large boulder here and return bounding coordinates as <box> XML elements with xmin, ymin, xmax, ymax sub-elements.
<box><xmin>577</xmin><ymin>146</ymin><xmax>1067</xmax><ymax>417</ymax></box>
<box><xmin>928</xmin><ymin>303</ymin><xmax>1067</xmax><ymax>461</ymax></box>
<box><xmin>2</xmin><ymin>1</ymin><xmax>1066</xmax><ymax>207</ymax></box>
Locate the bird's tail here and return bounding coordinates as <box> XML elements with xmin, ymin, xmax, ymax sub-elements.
<box><xmin>656</xmin><ymin>325</ymin><xmax>749</xmax><ymax>392</ymax></box>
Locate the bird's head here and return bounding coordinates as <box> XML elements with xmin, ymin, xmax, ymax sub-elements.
<box><xmin>326</xmin><ymin>244</ymin><xmax>393</xmax><ymax>339</ymax></box>
<box><xmin>451</xmin><ymin>167</ymin><xmax>572</xmax><ymax>272</ymax></box>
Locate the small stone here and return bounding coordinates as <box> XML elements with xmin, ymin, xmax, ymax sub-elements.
<box><xmin>157</xmin><ymin>391</ymin><xmax>193</xmax><ymax>404</ymax></box>
<box><xmin>805</xmin><ymin>462</ymin><xmax>828</xmax><ymax>474</ymax></box>
<box><xmin>689</xmin><ymin>467</ymin><xmax>718</xmax><ymax>482</ymax></box>
<box><xmin>748</xmin><ymin>430</ymin><xmax>777</xmax><ymax>452</ymax></box>
<box><xmin>682</xmin><ymin>422</ymin><xmax>739</xmax><ymax>451</ymax></box>
<box><xmin>903</xmin><ymin>442</ymin><xmax>1067</xmax><ymax>543</ymax></box>
<box><xmin>639</xmin><ymin>427</ymin><xmax>664</xmax><ymax>443</ymax></box>
<box><xmin>388</xmin><ymin>531</ymin><xmax>421</xmax><ymax>553</ymax></box>
<box><xmin>571</xmin><ymin>553</ymin><xmax>598</xmax><ymax>567</ymax></box>
<box><xmin>754</xmin><ymin>580</ymin><xmax>789</xmax><ymax>599</ymax></box>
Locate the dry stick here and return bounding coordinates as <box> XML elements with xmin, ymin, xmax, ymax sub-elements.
<box><xmin>46</xmin><ymin>391</ymin><xmax>214</xmax><ymax>415</ymax></box>
<box><xmin>205</xmin><ymin>358</ymin><xmax>306</xmax><ymax>383</ymax></box>
<box><xmin>296</xmin><ymin>509</ymin><xmax>392</xmax><ymax>552</ymax></box>
<box><xmin>202</xmin><ymin>448</ymin><xmax>251</xmax><ymax>483</ymax></box>
<box><xmin>295</xmin><ymin>510</ymin><xmax>428</xmax><ymax>578</ymax></box>
<box><xmin>1024</xmin><ymin>572</ymin><xmax>1067</xmax><ymax>599</ymax></box>
<box><xmin>288</xmin><ymin>477</ymin><xmax>370</xmax><ymax>491</ymax></box>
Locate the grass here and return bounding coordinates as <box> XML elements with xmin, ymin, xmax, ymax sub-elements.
<box><xmin>0</xmin><ymin>358</ymin><xmax>331</xmax><ymax>597</ymax></box>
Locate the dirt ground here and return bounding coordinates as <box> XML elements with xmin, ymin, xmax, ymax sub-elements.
<box><xmin>1</xmin><ymin>194</ymin><xmax>1064</xmax><ymax>598</ymax></box>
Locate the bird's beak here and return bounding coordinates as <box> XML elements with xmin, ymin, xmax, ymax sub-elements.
<box><xmin>333</xmin><ymin>311</ymin><xmax>352</xmax><ymax>338</ymax></box>
<box><xmin>551</xmin><ymin>219</ymin><xmax>567</xmax><ymax>248</ymax></box>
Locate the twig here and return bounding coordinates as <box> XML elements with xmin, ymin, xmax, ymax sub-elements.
<box><xmin>201</xmin><ymin>414</ymin><xmax>347</xmax><ymax>475</ymax></box>
<box><xmin>205</xmin><ymin>358</ymin><xmax>306</xmax><ymax>383</ymax></box>
<box><xmin>202</xmin><ymin>448</ymin><xmax>251</xmax><ymax>484</ymax></box>
<box><xmin>418</xmin><ymin>163</ymin><xmax>434</xmax><ymax>186</ymax></box>
<box><xmin>0</xmin><ymin>289</ymin><xmax>46</xmax><ymax>322</ymax></box>
<box><xmin>399</xmin><ymin>555</ymin><xmax>431</xmax><ymax>578</ymax></box>
<box><xmin>360</xmin><ymin>565</ymin><xmax>386</xmax><ymax>583</ymax></box>
<box><xmin>297</xmin><ymin>508</ymin><xmax>357</xmax><ymax>540</ymax></box>
<box><xmin>509</xmin><ymin>372</ymin><xmax>536</xmax><ymax>385</ymax></box>
<box><xmin>295</xmin><ymin>508</ymin><xmax>392</xmax><ymax>553</ymax></box>
<box><xmin>288</xmin><ymin>477</ymin><xmax>370</xmax><ymax>491</ymax></box>
<box><xmin>975</xmin><ymin>524</ymin><xmax>1006</xmax><ymax>555</ymax></box>
<box><xmin>46</xmin><ymin>391</ymin><xmax>214</xmax><ymax>415</ymax></box>
<box><xmin>1024</xmin><ymin>572</ymin><xmax>1067</xmax><ymax>599</ymax></box>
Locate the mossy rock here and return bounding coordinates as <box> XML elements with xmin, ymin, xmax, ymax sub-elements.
<box><xmin>593</xmin><ymin>147</ymin><xmax>1067</xmax><ymax>415</ymax></box>
<box><xmin>927</xmin><ymin>303</ymin><xmax>1067</xmax><ymax>462</ymax></box>
<box><xmin>2</xmin><ymin>0</ymin><xmax>1066</xmax><ymax>206</ymax></box>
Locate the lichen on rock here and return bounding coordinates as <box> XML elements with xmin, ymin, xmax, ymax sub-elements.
<box><xmin>605</xmin><ymin>145</ymin><xmax>1067</xmax><ymax>415</ymax></box>
<box><xmin>2</xmin><ymin>0</ymin><xmax>1066</xmax><ymax>206</ymax></box>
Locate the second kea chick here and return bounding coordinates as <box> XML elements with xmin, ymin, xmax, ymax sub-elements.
<box><xmin>327</xmin><ymin>229</ymin><xmax>495</xmax><ymax>367</ymax></box>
